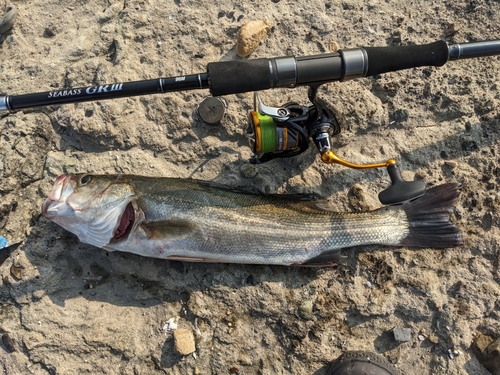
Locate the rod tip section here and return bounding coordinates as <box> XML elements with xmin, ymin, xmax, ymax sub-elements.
<box><xmin>448</xmin><ymin>40</ymin><xmax>500</xmax><ymax>60</ymax></box>
<box><xmin>0</xmin><ymin>96</ymin><xmax>10</xmax><ymax>111</ymax></box>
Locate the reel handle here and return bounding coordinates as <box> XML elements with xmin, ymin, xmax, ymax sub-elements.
<box><xmin>378</xmin><ymin>164</ymin><xmax>426</xmax><ymax>205</ymax></box>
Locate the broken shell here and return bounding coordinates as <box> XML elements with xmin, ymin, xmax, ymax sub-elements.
<box><xmin>236</xmin><ymin>20</ymin><xmax>271</xmax><ymax>57</ymax></box>
<box><xmin>10</xmin><ymin>264</ymin><xmax>22</xmax><ymax>280</ymax></box>
<box><xmin>163</xmin><ymin>316</ymin><xmax>179</xmax><ymax>333</ymax></box>
<box><xmin>444</xmin><ymin>160</ymin><xmax>458</xmax><ymax>169</ymax></box>
<box><xmin>329</xmin><ymin>41</ymin><xmax>340</xmax><ymax>52</ymax></box>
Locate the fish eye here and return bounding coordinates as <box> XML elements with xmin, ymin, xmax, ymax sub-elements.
<box><xmin>79</xmin><ymin>175</ymin><xmax>92</xmax><ymax>185</ymax></box>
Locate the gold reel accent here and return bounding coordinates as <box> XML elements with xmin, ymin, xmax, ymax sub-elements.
<box><xmin>320</xmin><ymin>149</ymin><xmax>397</xmax><ymax>170</ymax></box>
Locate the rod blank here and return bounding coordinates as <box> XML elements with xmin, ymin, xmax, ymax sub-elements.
<box><xmin>1</xmin><ymin>40</ymin><xmax>499</xmax><ymax>112</ymax></box>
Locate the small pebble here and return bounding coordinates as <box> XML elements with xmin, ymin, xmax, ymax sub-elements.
<box><xmin>240</xmin><ymin>164</ymin><xmax>258</xmax><ymax>178</ymax></box>
<box><xmin>173</xmin><ymin>329</ymin><xmax>196</xmax><ymax>355</ymax></box>
<box><xmin>392</xmin><ymin>108</ymin><xmax>410</xmax><ymax>122</ymax></box>
<box><xmin>298</xmin><ymin>300</ymin><xmax>314</xmax><ymax>320</ymax></box>
<box><xmin>163</xmin><ymin>317</ymin><xmax>179</xmax><ymax>333</ymax></box>
<box><xmin>43</xmin><ymin>27</ymin><xmax>56</xmax><ymax>38</ymax></box>
<box><xmin>448</xmin><ymin>348</ymin><xmax>460</xmax><ymax>359</ymax></box>
<box><xmin>484</xmin><ymin>338</ymin><xmax>500</xmax><ymax>371</ymax></box>
<box><xmin>236</xmin><ymin>20</ymin><xmax>271</xmax><ymax>57</ymax></box>
<box><xmin>473</xmin><ymin>333</ymin><xmax>494</xmax><ymax>353</ymax></box>
<box><xmin>418</xmin><ymin>335</ymin><xmax>425</xmax><ymax>341</ymax></box>
<box><xmin>473</xmin><ymin>335</ymin><xmax>500</xmax><ymax>374</ymax></box>
<box><xmin>393</xmin><ymin>327</ymin><xmax>411</xmax><ymax>342</ymax></box>
<box><xmin>428</xmin><ymin>334</ymin><xmax>439</xmax><ymax>344</ymax></box>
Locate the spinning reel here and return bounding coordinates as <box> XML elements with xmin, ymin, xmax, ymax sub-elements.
<box><xmin>246</xmin><ymin>88</ymin><xmax>426</xmax><ymax>205</ymax></box>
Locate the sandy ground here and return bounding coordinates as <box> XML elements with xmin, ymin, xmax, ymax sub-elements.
<box><xmin>1</xmin><ymin>0</ymin><xmax>499</xmax><ymax>374</ymax></box>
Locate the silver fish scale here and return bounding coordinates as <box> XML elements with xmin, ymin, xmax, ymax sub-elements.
<box><xmin>111</xmin><ymin>178</ymin><xmax>410</xmax><ymax>265</ymax></box>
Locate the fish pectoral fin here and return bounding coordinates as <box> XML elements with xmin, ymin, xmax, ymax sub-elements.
<box><xmin>140</xmin><ymin>220</ymin><xmax>197</xmax><ymax>240</ymax></box>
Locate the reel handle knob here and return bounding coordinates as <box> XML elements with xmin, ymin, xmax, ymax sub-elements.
<box><xmin>378</xmin><ymin>164</ymin><xmax>426</xmax><ymax>205</ymax></box>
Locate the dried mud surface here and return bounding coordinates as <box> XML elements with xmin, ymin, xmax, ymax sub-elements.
<box><xmin>1</xmin><ymin>1</ymin><xmax>500</xmax><ymax>374</ymax></box>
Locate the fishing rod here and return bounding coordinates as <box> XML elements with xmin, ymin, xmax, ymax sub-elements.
<box><xmin>1</xmin><ymin>39</ymin><xmax>500</xmax><ymax>204</ymax></box>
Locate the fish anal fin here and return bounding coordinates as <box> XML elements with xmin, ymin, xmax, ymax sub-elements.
<box><xmin>297</xmin><ymin>249</ymin><xmax>343</xmax><ymax>267</ymax></box>
<box><xmin>140</xmin><ymin>220</ymin><xmax>197</xmax><ymax>240</ymax></box>
<box><xmin>167</xmin><ymin>255</ymin><xmax>209</xmax><ymax>262</ymax></box>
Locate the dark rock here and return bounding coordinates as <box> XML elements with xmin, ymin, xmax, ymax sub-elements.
<box><xmin>2</xmin><ymin>333</ymin><xmax>15</xmax><ymax>353</ymax></box>
<box><xmin>462</xmin><ymin>140</ymin><xmax>478</xmax><ymax>152</ymax></box>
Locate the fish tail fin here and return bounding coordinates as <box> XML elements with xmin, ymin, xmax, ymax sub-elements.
<box><xmin>399</xmin><ymin>183</ymin><xmax>463</xmax><ymax>248</ymax></box>
<box><xmin>299</xmin><ymin>183</ymin><xmax>462</xmax><ymax>266</ymax></box>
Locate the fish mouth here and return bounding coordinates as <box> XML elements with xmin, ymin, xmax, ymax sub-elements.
<box><xmin>111</xmin><ymin>202</ymin><xmax>135</xmax><ymax>242</ymax></box>
<box><xmin>42</xmin><ymin>175</ymin><xmax>73</xmax><ymax>218</ymax></box>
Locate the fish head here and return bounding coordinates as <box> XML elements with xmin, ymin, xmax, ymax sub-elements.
<box><xmin>42</xmin><ymin>174</ymin><xmax>137</xmax><ymax>248</ymax></box>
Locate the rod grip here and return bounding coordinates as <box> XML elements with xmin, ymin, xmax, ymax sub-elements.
<box><xmin>364</xmin><ymin>40</ymin><xmax>449</xmax><ymax>76</ymax></box>
<box><xmin>207</xmin><ymin>59</ymin><xmax>271</xmax><ymax>96</ymax></box>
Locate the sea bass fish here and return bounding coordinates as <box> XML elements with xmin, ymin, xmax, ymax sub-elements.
<box><xmin>42</xmin><ymin>174</ymin><xmax>462</xmax><ymax>266</ymax></box>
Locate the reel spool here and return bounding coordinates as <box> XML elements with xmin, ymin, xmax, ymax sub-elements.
<box><xmin>247</xmin><ymin>101</ymin><xmax>309</xmax><ymax>163</ymax></box>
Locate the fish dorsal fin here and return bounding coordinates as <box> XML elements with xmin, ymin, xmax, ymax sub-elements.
<box><xmin>140</xmin><ymin>220</ymin><xmax>197</xmax><ymax>240</ymax></box>
<box><xmin>266</xmin><ymin>192</ymin><xmax>323</xmax><ymax>202</ymax></box>
<box><xmin>197</xmin><ymin>180</ymin><xmax>322</xmax><ymax>201</ymax></box>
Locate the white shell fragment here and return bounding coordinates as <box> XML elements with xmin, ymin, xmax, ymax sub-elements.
<box><xmin>163</xmin><ymin>316</ymin><xmax>179</xmax><ymax>334</ymax></box>
<box><xmin>448</xmin><ymin>348</ymin><xmax>461</xmax><ymax>359</ymax></box>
